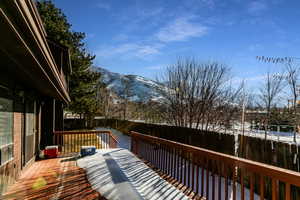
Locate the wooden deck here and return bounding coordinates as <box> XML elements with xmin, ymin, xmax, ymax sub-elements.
<box><xmin>2</xmin><ymin>157</ymin><xmax>105</xmax><ymax>200</ymax></box>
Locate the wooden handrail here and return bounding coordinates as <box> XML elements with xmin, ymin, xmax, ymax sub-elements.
<box><xmin>54</xmin><ymin>130</ymin><xmax>112</xmax><ymax>134</ymax></box>
<box><xmin>131</xmin><ymin>131</ymin><xmax>300</xmax><ymax>199</ymax></box>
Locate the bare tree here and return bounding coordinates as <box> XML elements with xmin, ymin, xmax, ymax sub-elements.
<box><xmin>120</xmin><ymin>77</ymin><xmax>134</xmax><ymax>120</ymax></box>
<box><xmin>157</xmin><ymin>58</ymin><xmax>241</xmax><ymax>131</ymax></box>
<box><xmin>257</xmin><ymin>56</ymin><xmax>300</xmax><ymax>141</ymax></box>
<box><xmin>285</xmin><ymin>62</ymin><xmax>300</xmax><ymax>142</ymax></box>
<box><xmin>258</xmin><ymin>72</ymin><xmax>284</xmax><ymax>139</ymax></box>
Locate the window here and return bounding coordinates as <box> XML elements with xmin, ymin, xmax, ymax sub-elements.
<box><xmin>0</xmin><ymin>97</ymin><xmax>13</xmax><ymax>165</ymax></box>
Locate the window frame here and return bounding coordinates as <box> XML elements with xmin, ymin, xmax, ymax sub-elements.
<box><xmin>0</xmin><ymin>85</ymin><xmax>14</xmax><ymax>166</ymax></box>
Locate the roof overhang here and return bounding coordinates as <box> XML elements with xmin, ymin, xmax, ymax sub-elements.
<box><xmin>0</xmin><ymin>0</ymin><xmax>71</xmax><ymax>103</ymax></box>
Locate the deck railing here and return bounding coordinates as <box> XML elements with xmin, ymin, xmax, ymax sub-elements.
<box><xmin>131</xmin><ymin>131</ymin><xmax>300</xmax><ymax>200</ymax></box>
<box><xmin>53</xmin><ymin>130</ymin><xmax>118</xmax><ymax>153</ymax></box>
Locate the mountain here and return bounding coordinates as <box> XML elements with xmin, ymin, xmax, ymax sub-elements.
<box><xmin>93</xmin><ymin>67</ymin><xmax>165</xmax><ymax>102</ymax></box>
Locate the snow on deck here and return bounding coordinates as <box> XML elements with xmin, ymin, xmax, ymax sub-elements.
<box><xmin>77</xmin><ymin>148</ymin><xmax>189</xmax><ymax>200</ymax></box>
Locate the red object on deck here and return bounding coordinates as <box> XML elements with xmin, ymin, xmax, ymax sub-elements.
<box><xmin>44</xmin><ymin>146</ymin><xmax>58</xmax><ymax>158</ymax></box>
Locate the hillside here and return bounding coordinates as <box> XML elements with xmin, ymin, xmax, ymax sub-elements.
<box><xmin>93</xmin><ymin>67</ymin><xmax>165</xmax><ymax>102</ymax></box>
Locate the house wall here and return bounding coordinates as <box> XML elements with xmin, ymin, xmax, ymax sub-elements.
<box><xmin>0</xmin><ymin>80</ymin><xmax>43</xmax><ymax>195</ymax></box>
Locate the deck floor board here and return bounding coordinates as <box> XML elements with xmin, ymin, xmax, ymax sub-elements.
<box><xmin>2</xmin><ymin>157</ymin><xmax>105</xmax><ymax>200</ymax></box>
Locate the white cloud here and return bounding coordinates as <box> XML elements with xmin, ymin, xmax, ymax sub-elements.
<box><xmin>232</xmin><ymin>75</ymin><xmax>267</xmax><ymax>84</ymax></box>
<box><xmin>96</xmin><ymin>2</ymin><xmax>110</xmax><ymax>10</ymax></box>
<box><xmin>113</xmin><ymin>34</ymin><xmax>129</xmax><ymax>41</ymax></box>
<box><xmin>86</xmin><ymin>33</ymin><xmax>95</xmax><ymax>39</ymax></box>
<box><xmin>96</xmin><ymin>43</ymin><xmax>163</xmax><ymax>59</ymax></box>
<box><xmin>156</xmin><ymin>17</ymin><xmax>208</xmax><ymax>42</ymax></box>
<box><xmin>248</xmin><ymin>44</ymin><xmax>263</xmax><ymax>52</ymax></box>
<box><xmin>248</xmin><ymin>1</ymin><xmax>268</xmax><ymax>15</ymax></box>
<box><xmin>146</xmin><ymin>65</ymin><xmax>165</xmax><ymax>70</ymax></box>
<box><xmin>199</xmin><ymin>0</ymin><xmax>215</xmax><ymax>9</ymax></box>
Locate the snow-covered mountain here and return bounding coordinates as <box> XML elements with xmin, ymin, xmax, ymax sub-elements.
<box><xmin>93</xmin><ymin>67</ymin><xmax>165</xmax><ymax>102</ymax></box>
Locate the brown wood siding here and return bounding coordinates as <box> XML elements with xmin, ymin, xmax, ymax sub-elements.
<box><xmin>0</xmin><ymin>112</ymin><xmax>22</xmax><ymax>195</ymax></box>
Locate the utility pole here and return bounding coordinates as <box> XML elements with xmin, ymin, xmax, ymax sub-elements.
<box><xmin>240</xmin><ymin>82</ymin><xmax>247</xmax><ymax>136</ymax></box>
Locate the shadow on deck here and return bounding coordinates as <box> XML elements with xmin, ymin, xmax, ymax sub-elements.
<box><xmin>2</xmin><ymin>157</ymin><xmax>106</xmax><ymax>200</ymax></box>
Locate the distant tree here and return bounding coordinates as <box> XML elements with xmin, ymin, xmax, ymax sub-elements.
<box><xmin>96</xmin><ymin>82</ymin><xmax>112</xmax><ymax>118</ymax></box>
<box><xmin>37</xmin><ymin>1</ymin><xmax>100</xmax><ymax>124</ymax></box>
<box><xmin>257</xmin><ymin>56</ymin><xmax>300</xmax><ymax>141</ymax></box>
<box><xmin>157</xmin><ymin>58</ymin><xmax>242</xmax><ymax>130</ymax></box>
<box><xmin>119</xmin><ymin>77</ymin><xmax>134</xmax><ymax>120</ymax></box>
<box><xmin>258</xmin><ymin>72</ymin><xmax>284</xmax><ymax>139</ymax></box>
<box><xmin>285</xmin><ymin>62</ymin><xmax>300</xmax><ymax>141</ymax></box>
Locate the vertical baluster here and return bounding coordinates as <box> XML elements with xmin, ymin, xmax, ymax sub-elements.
<box><xmin>212</xmin><ymin>171</ymin><xmax>215</xmax><ymax>200</ymax></box>
<box><xmin>73</xmin><ymin>133</ymin><xmax>75</xmax><ymax>152</ymax></box>
<box><xmin>188</xmin><ymin>153</ymin><xmax>191</xmax><ymax>188</ymax></box>
<box><xmin>177</xmin><ymin>149</ymin><xmax>180</xmax><ymax>182</ymax></box>
<box><xmin>162</xmin><ymin>145</ymin><xmax>164</xmax><ymax>171</ymax></box>
<box><xmin>81</xmin><ymin>133</ymin><xmax>83</xmax><ymax>150</ymax></box>
<box><xmin>85</xmin><ymin>132</ymin><xmax>87</xmax><ymax>148</ymax></box>
<box><xmin>225</xmin><ymin>167</ymin><xmax>228</xmax><ymax>200</ymax></box>
<box><xmin>158</xmin><ymin>144</ymin><xmax>161</xmax><ymax>169</ymax></box>
<box><xmin>218</xmin><ymin>162</ymin><xmax>221</xmax><ymax>200</ymax></box>
<box><xmin>166</xmin><ymin>146</ymin><xmax>169</xmax><ymax>174</ymax></box>
<box><xmin>146</xmin><ymin>142</ymin><xmax>149</xmax><ymax>161</ymax></box>
<box><xmin>183</xmin><ymin>152</ymin><xmax>186</xmax><ymax>185</ymax></box>
<box><xmin>206</xmin><ymin>159</ymin><xmax>209</xmax><ymax>200</ymax></box>
<box><xmin>66</xmin><ymin>134</ymin><xmax>68</xmax><ymax>153</ymax></box>
<box><xmin>71</xmin><ymin>133</ymin><xmax>74</xmax><ymax>152</ymax></box>
<box><xmin>165</xmin><ymin>146</ymin><xmax>168</xmax><ymax>173</ymax></box>
<box><xmin>98</xmin><ymin>133</ymin><xmax>101</xmax><ymax>149</ymax></box>
<box><xmin>232</xmin><ymin>164</ymin><xmax>237</xmax><ymax>200</ymax></box>
<box><xmin>272</xmin><ymin>178</ymin><xmax>278</xmax><ymax>200</ymax></box>
<box><xmin>171</xmin><ymin>148</ymin><xmax>174</xmax><ymax>177</ymax></box>
<box><xmin>168</xmin><ymin>147</ymin><xmax>172</xmax><ymax>175</ymax></box>
<box><xmin>163</xmin><ymin>146</ymin><xmax>166</xmax><ymax>173</ymax></box>
<box><xmin>241</xmin><ymin>169</ymin><xmax>245</xmax><ymax>200</ymax></box>
<box><xmin>201</xmin><ymin>158</ymin><xmax>204</xmax><ymax>197</ymax></box>
<box><xmin>250</xmin><ymin>173</ymin><xmax>254</xmax><ymax>200</ymax></box>
<box><xmin>164</xmin><ymin>145</ymin><xmax>167</xmax><ymax>173</ymax></box>
<box><xmin>142</xmin><ymin>141</ymin><xmax>144</xmax><ymax>157</ymax></box>
<box><xmin>142</xmin><ymin>141</ymin><xmax>144</xmax><ymax>158</ymax></box>
<box><xmin>68</xmin><ymin>133</ymin><xmax>70</xmax><ymax>153</ymax></box>
<box><xmin>106</xmin><ymin>133</ymin><xmax>108</xmax><ymax>148</ymax></box>
<box><xmin>159</xmin><ymin>145</ymin><xmax>162</xmax><ymax>170</ymax></box>
<box><xmin>260</xmin><ymin>175</ymin><xmax>264</xmax><ymax>200</ymax></box>
<box><xmin>192</xmin><ymin>155</ymin><xmax>195</xmax><ymax>192</ymax></box>
<box><xmin>285</xmin><ymin>183</ymin><xmax>290</xmax><ymax>200</ymax></box>
<box><xmin>160</xmin><ymin>145</ymin><xmax>165</xmax><ymax>172</ymax></box>
<box><xmin>146</xmin><ymin>142</ymin><xmax>149</xmax><ymax>160</ymax></box>
<box><xmin>180</xmin><ymin>150</ymin><xmax>183</xmax><ymax>184</ymax></box>
<box><xmin>102</xmin><ymin>133</ymin><xmax>104</xmax><ymax>149</ymax></box>
<box><xmin>69</xmin><ymin>133</ymin><xmax>71</xmax><ymax>153</ymax></box>
<box><xmin>150</xmin><ymin>143</ymin><xmax>154</xmax><ymax>165</ymax></box>
<box><xmin>155</xmin><ymin>144</ymin><xmax>158</xmax><ymax>167</ymax></box>
<box><xmin>62</xmin><ymin>134</ymin><xmax>65</xmax><ymax>153</ymax></box>
<box><xmin>151</xmin><ymin>143</ymin><xmax>154</xmax><ymax>164</ymax></box>
<box><xmin>101</xmin><ymin>133</ymin><xmax>104</xmax><ymax>149</ymax></box>
<box><xmin>196</xmin><ymin>159</ymin><xmax>199</xmax><ymax>195</ymax></box>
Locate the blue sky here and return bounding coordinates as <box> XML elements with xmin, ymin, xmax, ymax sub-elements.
<box><xmin>52</xmin><ymin>0</ymin><xmax>300</xmax><ymax>88</ymax></box>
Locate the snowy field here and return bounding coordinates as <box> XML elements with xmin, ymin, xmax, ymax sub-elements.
<box><xmin>130</xmin><ymin>120</ymin><xmax>300</xmax><ymax>146</ymax></box>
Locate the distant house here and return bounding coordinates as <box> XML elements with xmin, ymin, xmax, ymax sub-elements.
<box><xmin>0</xmin><ymin>0</ymin><xmax>71</xmax><ymax>194</ymax></box>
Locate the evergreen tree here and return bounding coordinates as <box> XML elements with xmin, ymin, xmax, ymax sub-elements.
<box><xmin>36</xmin><ymin>0</ymin><xmax>100</xmax><ymax>119</ymax></box>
